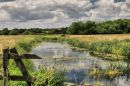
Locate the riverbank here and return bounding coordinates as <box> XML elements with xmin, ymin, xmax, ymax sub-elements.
<box><xmin>1</xmin><ymin>34</ymin><xmax>130</xmax><ymax>85</ymax></box>
<box><xmin>0</xmin><ymin>35</ymin><xmax>65</xmax><ymax>86</ymax></box>
<box><xmin>33</xmin><ymin>35</ymin><xmax>130</xmax><ymax>61</ymax></box>
<box><xmin>30</xmin><ymin>35</ymin><xmax>130</xmax><ymax>86</ymax></box>
<box><xmin>1</xmin><ymin>35</ymin><xmax>129</xmax><ymax>61</ymax></box>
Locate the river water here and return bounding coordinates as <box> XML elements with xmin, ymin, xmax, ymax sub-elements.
<box><xmin>31</xmin><ymin>42</ymin><xmax>130</xmax><ymax>86</ymax></box>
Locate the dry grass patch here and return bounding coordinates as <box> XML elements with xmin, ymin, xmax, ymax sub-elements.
<box><xmin>67</xmin><ymin>34</ymin><xmax>130</xmax><ymax>42</ymax></box>
<box><xmin>0</xmin><ymin>35</ymin><xmax>32</xmax><ymax>53</ymax></box>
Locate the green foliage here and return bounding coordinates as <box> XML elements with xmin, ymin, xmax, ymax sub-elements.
<box><xmin>16</xmin><ymin>41</ymin><xmax>32</xmax><ymax>53</ymax></box>
<box><xmin>8</xmin><ymin>36</ymin><xmax>66</xmax><ymax>86</ymax></box>
<box><xmin>23</xmin><ymin>30</ymin><xmax>32</xmax><ymax>35</ymax></box>
<box><xmin>2</xmin><ymin>28</ymin><xmax>9</xmax><ymax>35</ymax></box>
<box><xmin>89</xmin><ymin>62</ymin><xmax>130</xmax><ymax>81</ymax></box>
<box><xmin>9</xmin><ymin>28</ymin><xmax>19</xmax><ymax>35</ymax></box>
<box><xmin>67</xmin><ymin>22</ymin><xmax>81</xmax><ymax>34</ymax></box>
<box><xmin>67</xmin><ymin>21</ymin><xmax>97</xmax><ymax>35</ymax></box>
<box><xmin>33</xmin><ymin>68</ymin><xmax>65</xmax><ymax>86</ymax></box>
<box><xmin>38</xmin><ymin>35</ymin><xmax>130</xmax><ymax>60</ymax></box>
<box><xmin>67</xmin><ymin>19</ymin><xmax>130</xmax><ymax>34</ymax></box>
<box><xmin>0</xmin><ymin>27</ymin><xmax>68</xmax><ymax>35</ymax></box>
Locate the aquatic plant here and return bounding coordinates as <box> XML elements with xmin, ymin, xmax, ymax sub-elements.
<box><xmin>33</xmin><ymin>68</ymin><xmax>65</xmax><ymax>86</ymax></box>
<box><xmin>89</xmin><ymin>61</ymin><xmax>130</xmax><ymax>84</ymax></box>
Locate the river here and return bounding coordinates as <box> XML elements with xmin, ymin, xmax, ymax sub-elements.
<box><xmin>31</xmin><ymin>42</ymin><xmax>130</xmax><ymax>86</ymax></box>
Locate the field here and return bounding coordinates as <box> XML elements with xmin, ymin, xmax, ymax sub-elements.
<box><xmin>0</xmin><ymin>35</ymin><xmax>32</xmax><ymax>53</ymax></box>
<box><xmin>68</xmin><ymin>34</ymin><xmax>130</xmax><ymax>42</ymax></box>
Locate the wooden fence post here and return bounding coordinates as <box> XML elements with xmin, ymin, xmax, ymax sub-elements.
<box><xmin>3</xmin><ymin>48</ymin><xmax>9</xmax><ymax>86</ymax></box>
<box><xmin>1</xmin><ymin>47</ymin><xmax>41</xmax><ymax>86</ymax></box>
<box><xmin>10</xmin><ymin>48</ymin><xmax>33</xmax><ymax>86</ymax></box>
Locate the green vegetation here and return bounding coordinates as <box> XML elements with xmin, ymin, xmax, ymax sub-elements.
<box><xmin>3</xmin><ymin>36</ymin><xmax>65</xmax><ymax>86</ymax></box>
<box><xmin>2</xmin><ymin>34</ymin><xmax>130</xmax><ymax>85</ymax></box>
<box><xmin>32</xmin><ymin>35</ymin><xmax>130</xmax><ymax>60</ymax></box>
<box><xmin>14</xmin><ymin>35</ymin><xmax>130</xmax><ymax>86</ymax></box>
<box><xmin>90</xmin><ymin>61</ymin><xmax>130</xmax><ymax>81</ymax></box>
<box><xmin>0</xmin><ymin>27</ymin><xmax>67</xmax><ymax>35</ymax></box>
<box><xmin>33</xmin><ymin>68</ymin><xmax>65</xmax><ymax>86</ymax></box>
<box><xmin>67</xmin><ymin>19</ymin><xmax>130</xmax><ymax>34</ymax></box>
<box><xmin>1</xmin><ymin>28</ymin><xmax>9</xmax><ymax>35</ymax></box>
<box><xmin>1</xmin><ymin>19</ymin><xmax>130</xmax><ymax>85</ymax></box>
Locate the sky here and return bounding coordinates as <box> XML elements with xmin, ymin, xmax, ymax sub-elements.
<box><xmin>0</xmin><ymin>0</ymin><xmax>129</xmax><ymax>29</ymax></box>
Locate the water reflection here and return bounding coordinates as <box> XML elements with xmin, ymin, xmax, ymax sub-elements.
<box><xmin>31</xmin><ymin>42</ymin><xmax>130</xmax><ymax>86</ymax></box>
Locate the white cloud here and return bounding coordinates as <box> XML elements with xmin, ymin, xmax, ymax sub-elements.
<box><xmin>0</xmin><ymin>9</ymin><xmax>10</xmax><ymax>21</ymax></box>
<box><xmin>0</xmin><ymin>0</ymin><xmax>129</xmax><ymax>28</ymax></box>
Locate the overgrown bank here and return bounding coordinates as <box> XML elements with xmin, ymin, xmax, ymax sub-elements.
<box><xmin>2</xmin><ymin>36</ymin><xmax>65</xmax><ymax>86</ymax></box>
<box><xmin>33</xmin><ymin>35</ymin><xmax>130</xmax><ymax>61</ymax></box>
<box><xmin>4</xmin><ymin>34</ymin><xmax>130</xmax><ymax>85</ymax></box>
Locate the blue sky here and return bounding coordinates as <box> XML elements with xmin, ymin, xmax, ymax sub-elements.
<box><xmin>0</xmin><ymin>0</ymin><xmax>129</xmax><ymax>28</ymax></box>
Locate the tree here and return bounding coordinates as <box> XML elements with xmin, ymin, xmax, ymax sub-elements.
<box><xmin>84</xmin><ymin>21</ymin><xmax>96</xmax><ymax>34</ymax></box>
<box><xmin>9</xmin><ymin>28</ymin><xmax>19</xmax><ymax>35</ymax></box>
<box><xmin>66</xmin><ymin>22</ymin><xmax>81</xmax><ymax>34</ymax></box>
<box><xmin>23</xmin><ymin>30</ymin><xmax>32</xmax><ymax>35</ymax></box>
<box><xmin>0</xmin><ymin>31</ymin><xmax>2</xmax><ymax>35</ymax></box>
<box><xmin>78</xmin><ymin>22</ymin><xmax>85</xmax><ymax>35</ymax></box>
<box><xmin>2</xmin><ymin>28</ymin><xmax>9</xmax><ymax>35</ymax></box>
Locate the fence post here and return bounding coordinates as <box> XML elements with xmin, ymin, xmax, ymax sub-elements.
<box><xmin>10</xmin><ymin>48</ymin><xmax>32</xmax><ymax>86</ymax></box>
<box><xmin>1</xmin><ymin>47</ymin><xmax>41</xmax><ymax>86</ymax></box>
<box><xmin>3</xmin><ymin>48</ymin><xmax>9</xmax><ymax>86</ymax></box>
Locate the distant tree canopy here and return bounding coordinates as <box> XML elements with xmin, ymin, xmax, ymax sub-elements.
<box><xmin>66</xmin><ymin>19</ymin><xmax>130</xmax><ymax>34</ymax></box>
<box><xmin>2</xmin><ymin>28</ymin><xmax>9</xmax><ymax>35</ymax></box>
<box><xmin>0</xmin><ymin>19</ymin><xmax>130</xmax><ymax>35</ymax></box>
<box><xmin>9</xmin><ymin>28</ymin><xmax>19</xmax><ymax>35</ymax></box>
<box><xmin>0</xmin><ymin>27</ymin><xmax>67</xmax><ymax>35</ymax></box>
<box><xmin>23</xmin><ymin>30</ymin><xmax>32</xmax><ymax>35</ymax></box>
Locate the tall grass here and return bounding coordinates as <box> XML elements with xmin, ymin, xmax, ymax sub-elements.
<box><xmin>89</xmin><ymin>61</ymin><xmax>130</xmax><ymax>85</ymax></box>
<box><xmin>33</xmin><ymin>68</ymin><xmax>65</xmax><ymax>86</ymax></box>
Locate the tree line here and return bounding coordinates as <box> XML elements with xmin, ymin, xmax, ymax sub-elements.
<box><xmin>1</xmin><ymin>19</ymin><xmax>130</xmax><ymax>35</ymax></box>
<box><xmin>67</xmin><ymin>19</ymin><xmax>130</xmax><ymax>34</ymax></box>
<box><xmin>0</xmin><ymin>28</ymin><xmax>67</xmax><ymax>35</ymax></box>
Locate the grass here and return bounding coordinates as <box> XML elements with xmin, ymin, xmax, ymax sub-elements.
<box><xmin>33</xmin><ymin>68</ymin><xmax>65</xmax><ymax>86</ymax></box>
<box><xmin>89</xmin><ymin>61</ymin><xmax>130</xmax><ymax>82</ymax></box>
<box><xmin>68</xmin><ymin>35</ymin><xmax>130</xmax><ymax>60</ymax></box>
<box><xmin>0</xmin><ymin>35</ymin><xmax>33</xmax><ymax>53</ymax></box>
<box><xmin>68</xmin><ymin>34</ymin><xmax>130</xmax><ymax>41</ymax></box>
